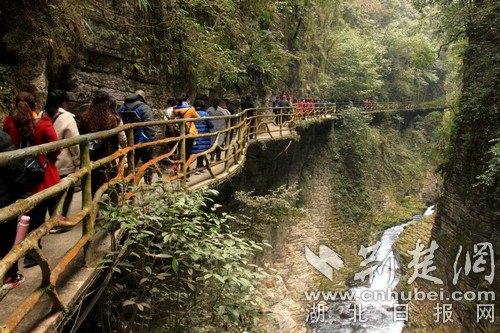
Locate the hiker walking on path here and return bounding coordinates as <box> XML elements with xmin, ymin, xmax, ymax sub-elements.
<box><xmin>163</xmin><ymin>98</ymin><xmax>179</xmax><ymax>164</ymax></box>
<box><xmin>120</xmin><ymin>89</ymin><xmax>155</xmax><ymax>184</ymax></box>
<box><xmin>78</xmin><ymin>90</ymin><xmax>119</xmax><ymax>195</ymax></box>
<box><xmin>279</xmin><ymin>95</ymin><xmax>290</xmax><ymax>123</ymax></box>
<box><xmin>3</xmin><ymin>91</ymin><xmax>61</xmax><ymax>268</ymax></box>
<box><xmin>241</xmin><ymin>95</ymin><xmax>255</xmax><ymax>139</ymax></box>
<box><xmin>192</xmin><ymin>99</ymin><xmax>214</xmax><ymax>174</ymax></box>
<box><xmin>207</xmin><ymin>99</ymin><xmax>230</xmax><ymax>161</ymax></box>
<box><xmin>170</xmin><ymin>93</ymin><xmax>200</xmax><ymax>174</ymax></box>
<box><xmin>40</xmin><ymin>90</ymin><xmax>80</xmax><ymax>233</ymax></box>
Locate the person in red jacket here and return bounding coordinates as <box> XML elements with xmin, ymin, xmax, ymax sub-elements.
<box><xmin>297</xmin><ymin>98</ymin><xmax>306</xmax><ymax>119</ymax></box>
<box><xmin>3</xmin><ymin>91</ymin><xmax>60</xmax><ymax>268</ymax></box>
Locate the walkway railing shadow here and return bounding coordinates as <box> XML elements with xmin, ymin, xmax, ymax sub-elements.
<box><xmin>0</xmin><ymin>102</ymin><xmax>443</xmax><ymax>331</ymax></box>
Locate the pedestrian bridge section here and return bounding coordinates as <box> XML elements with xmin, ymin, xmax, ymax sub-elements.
<box><xmin>0</xmin><ymin>103</ymin><xmax>444</xmax><ymax>332</ymax></box>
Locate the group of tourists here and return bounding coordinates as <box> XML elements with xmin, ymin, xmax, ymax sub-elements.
<box><xmin>163</xmin><ymin>94</ymin><xmax>237</xmax><ymax>175</ymax></box>
<box><xmin>1</xmin><ymin>90</ymin><xmax>78</xmax><ymax>289</ymax></box>
<box><xmin>272</xmin><ymin>94</ymin><xmax>319</xmax><ymax>123</ymax></box>
<box><xmin>0</xmin><ymin>89</ymin><xmax>153</xmax><ymax>289</ymax></box>
<box><xmin>0</xmin><ymin>89</ymin><xmax>256</xmax><ymax>289</ymax></box>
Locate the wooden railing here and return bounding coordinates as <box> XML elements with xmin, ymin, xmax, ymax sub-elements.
<box><xmin>0</xmin><ymin>102</ymin><xmax>443</xmax><ymax>332</ymax></box>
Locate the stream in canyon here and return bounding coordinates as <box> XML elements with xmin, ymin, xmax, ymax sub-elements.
<box><xmin>307</xmin><ymin>205</ymin><xmax>435</xmax><ymax>333</ymax></box>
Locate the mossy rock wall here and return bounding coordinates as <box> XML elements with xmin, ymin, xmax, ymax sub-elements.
<box><xmin>0</xmin><ymin>0</ymin><xmax>174</xmax><ymax>116</ymax></box>
<box><xmin>218</xmin><ymin>119</ymin><xmax>334</xmax><ymax>200</ymax></box>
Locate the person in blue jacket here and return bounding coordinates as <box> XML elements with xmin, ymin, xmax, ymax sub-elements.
<box><xmin>192</xmin><ymin>99</ymin><xmax>214</xmax><ymax>174</ymax></box>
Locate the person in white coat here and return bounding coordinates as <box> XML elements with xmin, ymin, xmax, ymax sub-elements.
<box><xmin>207</xmin><ymin>99</ymin><xmax>230</xmax><ymax>161</ymax></box>
<box><xmin>40</xmin><ymin>90</ymin><xmax>80</xmax><ymax>232</ymax></box>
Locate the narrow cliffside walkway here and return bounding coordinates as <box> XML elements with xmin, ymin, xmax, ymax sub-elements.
<box><xmin>0</xmin><ymin>122</ymin><xmax>293</xmax><ymax>333</ymax></box>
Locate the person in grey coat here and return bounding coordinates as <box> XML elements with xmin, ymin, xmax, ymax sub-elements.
<box><xmin>39</xmin><ymin>90</ymin><xmax>80</xmax><ymax>232</ymax></box>
<box><xmin>207</xmin><ymin>99</ymin><xmax>230</xmax><ymax>161</ymax></box>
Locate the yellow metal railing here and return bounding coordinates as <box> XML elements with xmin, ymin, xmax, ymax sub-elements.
<box><xmin>0</xmin><ymin>103</ymin><xmax>443</xmax><ymax>331</ymax></box>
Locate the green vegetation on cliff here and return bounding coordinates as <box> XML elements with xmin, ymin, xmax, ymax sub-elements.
<box><xmin>412</xmin><ymin>1</ymin><xmax>500</xmax><ymax>331</ymax></box>
<box><xmin>0</xmin><ymin>0</ymin><xmax>448</xmax><ymax>108</ymax></box>
<box><xmin>92</xmin><ymin>186</ymin><xmax>273</xmax><ymax>332</ymax></box>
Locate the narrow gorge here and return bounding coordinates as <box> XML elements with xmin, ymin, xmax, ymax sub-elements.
<box><xmin>220</xmin><ymin>109</ymin><xmax>450</xmax><ymax>332</ymax></box>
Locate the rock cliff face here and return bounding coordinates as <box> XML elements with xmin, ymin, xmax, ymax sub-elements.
<box><xmin>0</xmin><ymin>1</ymin><xmax>172</xmax><ymax>114</ymax></box>
<box><xmin>431</xmin><ymin>3</ymin><xmax>500</xmax><ymax>331</ymax></box>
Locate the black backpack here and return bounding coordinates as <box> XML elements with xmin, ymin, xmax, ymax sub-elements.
<box><xmin>119</xmin><ymin>106</ymin><xmax>151</xmax><ymax>144</ymax></box>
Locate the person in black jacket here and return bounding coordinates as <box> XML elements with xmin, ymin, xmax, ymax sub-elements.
<box><xmin>241</xmin><ymin>95</ymin><xmax>255</xmax><ymax>139</ymax></box>
<box><xmin>279</xmin><ymin>95</ymin><xmax>290</xmax><ymax>122</ymax></box>
<box><xmin>0</xmin><ymin>131</ymin><xmax>31</xmax><ymax>288</ymax></box>
<box><xmin>120</xmin><ymin>90</ymin><xmax>156</xmax><ymax>184</ymax></box>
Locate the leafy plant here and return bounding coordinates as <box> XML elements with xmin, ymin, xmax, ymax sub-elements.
<box><xmin>96</xmin><ymin>184</ymin><xmax>272</xmax><ymax>333</ymax></box>
<box><xmin>136</xmin><ymin>0</ymin><xmax>152</xmax><ymax>13</ymax></box>
<box><xmin>475</xmin><ymin>138</ymin><xmax>500</xmax><ymax>188</ymax></box>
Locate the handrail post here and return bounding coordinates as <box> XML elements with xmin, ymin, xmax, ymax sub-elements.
<box><xmin>241</xmin><ymin>112</ymin><xmax>248</xmax><ymax>150</ymax></box>
<box><xmin>180</xmin><ymin>122</ymin><xmax>187</xmax><ymax>188</ymax></box>
<box><xmin>224</xmin><ymin>117</ymin><xmax>231</xmax><ymax>168</ymax></box>
<box><xmin>80</xmin><ymin>140</ymin><xmax>94</xmax><ymax>266</ymax></box>
<box><xmin>279</xmin><ymin>109</ymin><xmax>283</xmax><ymax>136</ymax></box>
<box><xmin>243</xmin><ymin>111</ymin><xmax>249</xmax><ymax>142</ymax></box>
<box><xmin>125</xmin><ymin>128</ymin><xmax>135</xmax><ymax>178</ymax></box>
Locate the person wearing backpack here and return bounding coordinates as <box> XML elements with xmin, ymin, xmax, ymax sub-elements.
<box><xmin>169</xmin><ymin>93</ymin><xmax>200</xmax><ymax>175</ymax></box>
<box><xmin>39</xmin><ymin>90</ymin><xmax>80</xmax><ymax>233</ymax></box>
<box><xmin>3</xmin><ymin>91</ymin><xmax>61</xmax><ymax>268</ymax></box>
<box><xmin>120</xmin><ymin>89</ymin><xmax>155</xmax><ymax>184</ymax></box>
<box><xmin>192</xmin><ymin>99</ymin><xmax>214</xmax><ymax>174</ymax></box>
<box><xmin>241</xmin><ymin>95</ymin><xmax>255</xmax><ymax>139</ymax></box>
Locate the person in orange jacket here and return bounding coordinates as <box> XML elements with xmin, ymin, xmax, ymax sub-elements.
<box><xmin>170</xmin><ymin>93</ymin><xmax>201</xmax><ymax>170</ymax></box>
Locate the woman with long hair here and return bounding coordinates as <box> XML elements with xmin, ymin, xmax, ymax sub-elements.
<box><xmin>78</xmin><ymin>90</ymin><xmax>119</xmax><ymax>195</ymax></box>
<box><xmin>40</xmin><ymin>90</ymin><xmax>80</xmax><ymax>232</ymax></box>
<box><xmin>3</xmin><ymin>91</ymin><xmax>61</xmax><ymax>268</ymax></box>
